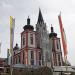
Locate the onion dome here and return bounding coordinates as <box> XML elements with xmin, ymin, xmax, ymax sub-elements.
<box><xmin>23</xmin><ymin>16</ymin><xmax>34</xmax><ymax>30</ymax></box>
<box><xmin>13</xmin><ymin>43</ymin><xmax>19</xmax><ymax>50</ymax></box>
<box><xmin>49</xmin><ymin>25</ymin><xmax>57</xmax><ymax>38</ymax></box>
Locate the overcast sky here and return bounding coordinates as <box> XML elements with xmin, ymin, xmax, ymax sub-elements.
<box><xmin>0</xmin><ymin>0</ymin><xmax>75</xmax><ymax>66</ymax></box>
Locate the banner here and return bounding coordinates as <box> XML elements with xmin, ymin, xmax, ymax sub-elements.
<box><xmin>58</xmin><ymin>13</ymin><xmax>68</xmax><ymax>58</ymax></box>
<box><xmin>10</xmin><ymin>16</ymin><xmax>15</xmax><ymax>56</ymax></box>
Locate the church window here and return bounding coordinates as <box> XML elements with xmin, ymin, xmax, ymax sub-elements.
<box><xmin>58</xmin><ymin>54</ymin><xmax>61</xmax><ymax>66</ymax></box>
<box><xmin>16</xmin><ymin>58</ymin><xmax>17</xmax><ymax>64</ymax></box>
<box><xmin>31</xmin><ymin>51</ymin><xmax>34</xmax><ymax>65</ymax></box>
<box><xmin>39</xmin><ymin>52</ymin><xmax>41</xmax><ymax>60</ymax></box>
<box><xmin>22</xmin><ymin>51</ymin><xmax>24</xmax><ymax>64</ymax></box>
<box><xmin>30</xmin><ymin>34</ymin><xmax>33</xmax><ymax>44</ymax></box>
<box><xmin>57</xmin><ymin>41</ymin><xmax>59</xmax><ymax>49</ymax></box>
<box><xmin>23</xmin><ymin>37</ymin><xmax>25</xmax><ymax>45</ymax></box>
<box><xmin>31</xmin><ymin>60</ymin><xmax>34</xmax><ymax>65</ymax></box>
<box><xmin>39</xmin><ymin>61</ymin><xmax>41</xmax><ymax>65</ymax></box>
<box><xmin>18</xmin><ymin>54</ymin><xmax>20</xmax><ymax>63</ymax></box>
<box><xmin>58</xmin><ymin>55</ymin><xmax>60</xmax><ymax>61</ymax></box>
<box><xmin>59</xmin><ymin>62</ymin><xmax>61</xmax><ymax>66</ymax></box>
<box><xmin>31</xmin><ymin>51</ymin><xmax>34</xmax><ymax>59</ymax></box>
<box><xmin>38</xmin><ymin>52</ymin><xmax>41</xmax><ymax>65</ymax></box>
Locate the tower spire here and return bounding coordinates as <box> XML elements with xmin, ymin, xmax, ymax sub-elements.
<box><xmin>51</xmin><ymin>24</ymin><xmax>54</xmax><ymax>33</ymax></box>
<box><xmin>37</xmin><ymin>8</ymin><xmax>44</xmax><ymax>23</ymax></box>
<box><xmin>49</xmin><ymin>24</ymin><xmax>57</xmax><ymax>38</ymax></box>
<box><xmin>27</xmin><ymin>16</ymin><xmax>30</xmax><ymax>25</ymax></box>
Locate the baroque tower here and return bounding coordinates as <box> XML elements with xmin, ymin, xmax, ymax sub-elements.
<box><xmin>20</xmin><ymin>17</ymin><xmax>41</xmax><ymax>66</ymax></box>
<box><xmin>49</xmin><ymin>25</ymin><xmax>63</xmax><ymax>66</ymax></box>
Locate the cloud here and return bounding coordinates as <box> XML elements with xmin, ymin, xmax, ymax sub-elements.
<box><xmin>0</xmin><ymin>0</ymin><xmax>13</xmax><ymax>8</ymax></box>
<box><xmin>2</xmin><ymin>2</ymin><xmax>13</xmax><ymax>8</ymax></box>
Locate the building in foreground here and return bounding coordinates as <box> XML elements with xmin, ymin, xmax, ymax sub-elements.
<box><xmin>9</xmin><ymin>9</ymin><xmax>63</xmax><ymax>67</ymax></box>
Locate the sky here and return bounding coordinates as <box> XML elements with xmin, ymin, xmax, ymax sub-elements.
<box><xmin>0</xmin><ymin>0</ymin><xmax>75</xmax><ymax>66</ymax></box>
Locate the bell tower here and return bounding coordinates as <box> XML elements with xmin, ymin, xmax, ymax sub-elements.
<box><xmin>49</xmin><ymin>25</ymin><xmax>63</xmax><ymax>66</ymax></box>
<box><xmin>20</xmin><ymin>17</ymin><xmax>42</xmax><ymax>66</ymax></box>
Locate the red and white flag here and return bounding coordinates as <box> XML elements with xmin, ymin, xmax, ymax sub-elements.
<box><xmin>58</xmin><ymin>13</ymin><xmax>68</xmax><ymax>58</ymax></box>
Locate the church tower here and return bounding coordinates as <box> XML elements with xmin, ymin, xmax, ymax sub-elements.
<box><xmin>13</xmin><ymin>43</ymin><xmax>20</xmax><ymax>64</ymax></box>
<box><xmin>49</xmin><ymin>25</ymin><xmax>63</xmax><ymax>66</ymax></box>
<box><xmin>36</xmin><ymin>9</ymin><xmax>50</xmax><ymax>65</ymax></box>
<box><xmin>20</xmin><ymin>17</ymin><xmax>42</xmax><ymax>66</ymax></box>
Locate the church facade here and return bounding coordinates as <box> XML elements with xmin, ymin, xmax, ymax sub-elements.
<box><xmin>12</xmin><ymin>9</ymin><xmax>63</xmax><ymax>67</ymax></box>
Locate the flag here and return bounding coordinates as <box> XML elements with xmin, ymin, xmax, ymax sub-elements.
<box><xmin>58</xmin><ymin>13</ymin><xmax>68</xmax><ymax>58</ymax></box>
<box><xmin>10</xmin><ymin>16</ymin><xmax>15</xmax><ymax>56</ymax></box>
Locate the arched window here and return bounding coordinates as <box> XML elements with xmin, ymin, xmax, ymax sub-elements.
<box><xmin>57</xmin><ymin>41</ymin><xmax>59</xmax><ymax>49</ymax></box>
<box><xmin>30</xmin><ymin>34</ymin><xmax>33</xmax><ymax>44</ymax></box>
<box><xmin>31</xmin><ymin>51</ymin><xmax>34</xmax><ymax>59</ymax></box>
<box><xmin>31</xmin><ymin>51</ymin><xmax>34</xmax><ymax>65</ymax></box>
<box><xmin>22</xmin><ymin>51</ymin><xmax>24</xmax><ymax>64</ymax></box>
<box><xmin>18</xmin><ymin>54</ymin><xmax>20</xmax><ymax>63</ymax></box>
<box><xmin>38</xmin><ymin>52</ymin><xmax>41</xmax><ymax>65</ymax></box>
<box><xmin>39</xmin><ymin>52</ymin><xmax>41</xmax><ymax>60</ymax></box>
<box><xmin>23</xmin><ymin>37</ymin><xmax>25</xmax><ymax>45</ymax></box>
